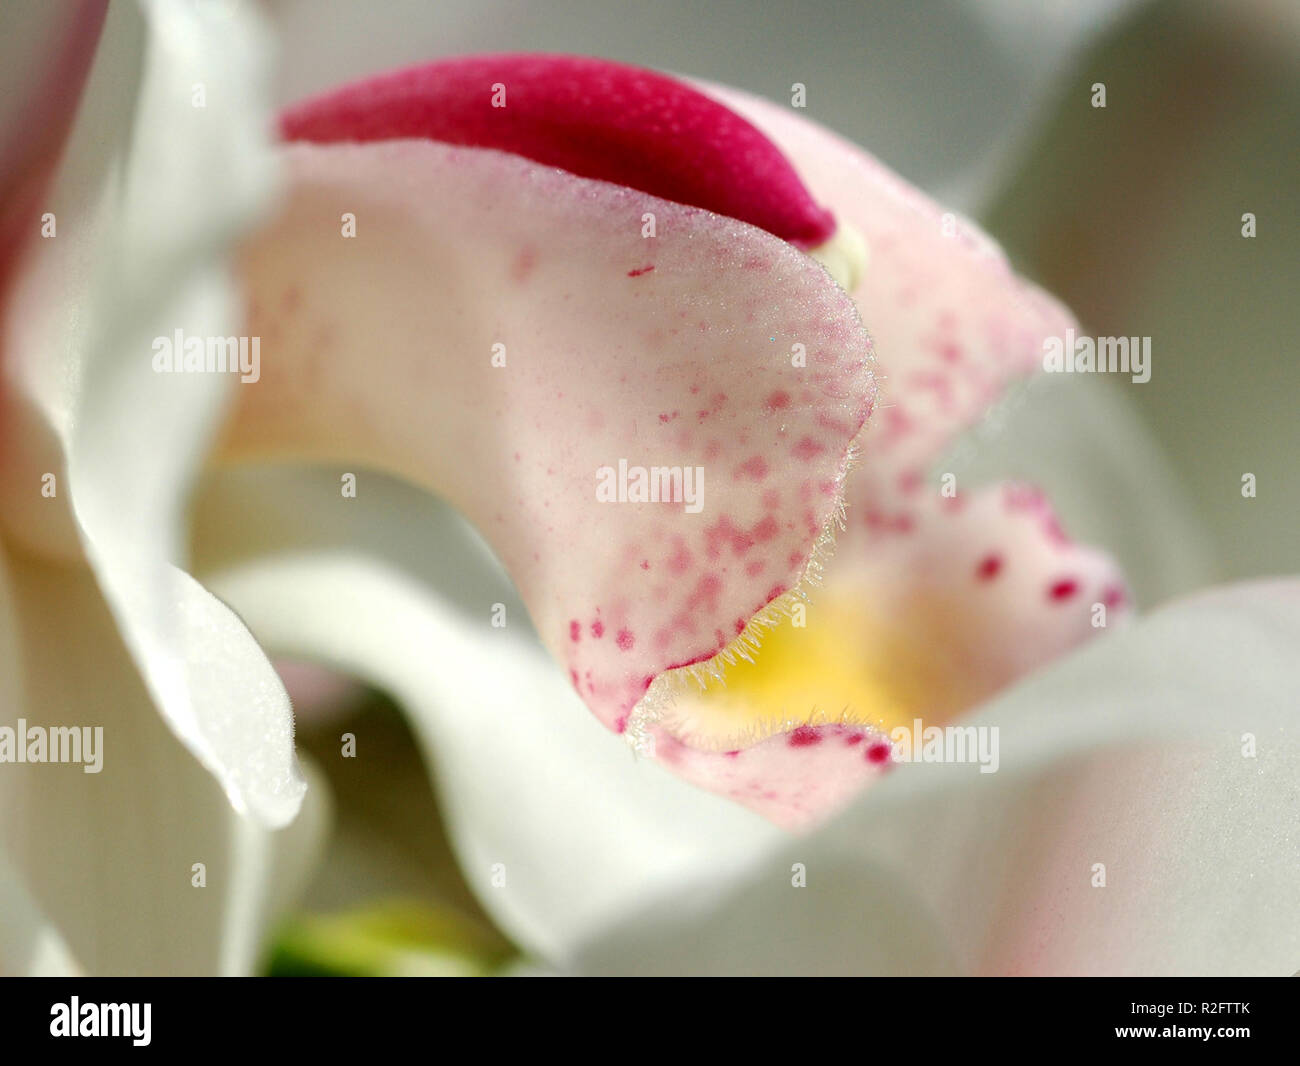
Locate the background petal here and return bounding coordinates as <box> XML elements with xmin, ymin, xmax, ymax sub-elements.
<box><xmin>0</xmin><ymin>547</ymin><xmax>329</xmax><ymax>975</ymax></box>
<box><xmin>0</xmin><ymin>0</ymin><xmax>302</xmax><ymax>824</ymax></box>
<box><xmin>570</xmin><ymin>579</ymin><xmax>1300</xmax><ymax>975</ymax></box>
<box><xmin>193</xmin><ymin>465</ymin><xmax>784</xmax><ymax>965</ymax></box>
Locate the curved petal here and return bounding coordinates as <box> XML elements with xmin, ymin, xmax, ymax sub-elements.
<box><xmin>940</xmin><ymin>372</ymin><xmax>1217</xmax><ymax>607</ymax></box>
<box><xmin>0</xmin><ymin>0</ymin><xmax>302</xmax><ymax>824</ymax></box>
<box><xmin>0</xmin><ymin>548</ymin><xmax>330</xmax><ymax>975</ymax></box>
<box><xmin>700</xmin><ymin>82</ymin><xmax>1076</xmax><ymax>512</ymax></box>
<box><xmin>654</xmin><ymin>483</ymin><xmax>1130</xmax><ymax>828</ymax></box>
<box><xmin>571</xmin><ymin>579</ymin><xmax>1300</xmax><ymax>975</ymax></box>
<box><xmin>584</xmin><ymin>80</ymin><xmax>1130</xmax><ymax>825</ymax></box>
<box><xmin>191</xmin><ymin>465</ymin><xmax>784</xmax><ymax>965</ymax></box>
<box><xmin>224</xmin><ymin>134</ymin><xmax>874</xmax><ymax>738</ymax></box>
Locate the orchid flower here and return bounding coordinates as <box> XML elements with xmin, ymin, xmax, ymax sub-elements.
<box><xmin>3</xmin><ymin>0</ymin><xmax>1293</xmax><ymax>980</ymax></box>
<box><xmin>0</xmin><ymin>0</ymin><xmax>324</xmax><ymax>975</ymax></box>
<box><xmin>206</xmin><ymin>40</ymin><xmax>1296</xmax><ymax>974</ymax></box>
<box><xmin>211</xmin><ymin>52</ymin><xmax>1138</xmax><ymax>835</ymax></box>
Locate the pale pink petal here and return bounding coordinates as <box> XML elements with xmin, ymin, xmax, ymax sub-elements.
<box><xmin>702</xmin><ymin>83</ymin><xmax>1077</xmax><ymax>508</ymax></box>
<box><xmin>225</xmin><ymin>137</ymin><xmax>875</xmax><ymax>738</ymax></box>
<box><xmin>655</xmin><ymin>483</ymin><xmax>1129</xmax><ymax>829</ymax></box>
<box><xmin>572</xmin><ymin>579</ymin><xmax>1300</xmax><ymax>976</ymax></box>
<box><xmin>844</xmin><ymin>483</ymin><xmax>1132</xmax><ymax>713</ymax></box>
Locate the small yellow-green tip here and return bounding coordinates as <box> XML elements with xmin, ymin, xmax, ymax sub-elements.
<box><xmin>808</xmin><ymin>221</ymin><xmax>868</xmax><ymax>293</ymax></box>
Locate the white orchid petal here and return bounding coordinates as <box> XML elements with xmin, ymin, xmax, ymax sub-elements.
<box><xmin>0</xmin><ymin>548</ymin><xmax>329</xmax><ymax>976</ymax></box>
<box><xmin>193</xmin><ymin>466</ymin><xmax>784</xmax><ymax>964</ymax></box>
<box><xmin>570</xmin><ymin>580</ymin><xmax>1300</xmax><ymax>975</ymax></box>
<box><xmin>0</xmin><ymin>0</ymin><xmax>300</xmax><ymax>823</ymax></box>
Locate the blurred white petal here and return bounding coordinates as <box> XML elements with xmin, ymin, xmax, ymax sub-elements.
<box><xmin>0</xmin><ymin>0</ymin><xmax>301</xmax><ymax>824</ymax></box>
<box><xmin>193</xmin><ymin>467</ymin><xmax>784</xmax><ymax>964</ymax></box>
<box><xmin>570</xmin><ymin>579</ymin><xmax>1300</xmax><ymax>975</ymax></box>
<box><xmin>0</xmin><ymin>548</ymin><xmax>329</xmax><ymax>975</ymax></box>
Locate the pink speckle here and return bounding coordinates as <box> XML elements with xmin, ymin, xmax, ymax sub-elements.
<box><xmin>627</xmin><ymin>264</ymin><xmax>655</xmax><ymax>277</ymax></box>
<box><xmin>1101</xmin><ymin>584</ymin><xmax>1127</xmax><ymax>609</ymax></box>
<box><xmin>752</xmin><ymin>515</ymin><xmax>779</xmax><ymax>543</ymax></box>
<box><xmin>616</xmin><ymin>629</ymin><xmax>636</xmax><ymax>651</ymax></box>
<box><xmin>667</xmin><ymin>538</ymin><xmax>693</xmax><ymax>574</ymax></box>
<box><xmin>591</xmin><ymin>619</ymin><xmax>605</xmax><ymax>639</ymax></box>
<box><xmin>788</xmin><ymin>725</ymin><xmax>822</xmax><ymax>747</ymax></box>
<box><xmin>792</xmin><ymin>436</ymin><xmax>825</xmax><ymax>461</ymax></box>
<box><xmin>614</xmin><ymin>714</ymin><xmax>628</xmax><ymax>734</ymax></box>
<box><xmin>689</xmin><ymin>574</ymin><xmax>723</xmax><ymax>611</ymax></box>
<box><xmin>569</xmin><ymin>620</ymin><xmax>582</xmax><ymax>642</ymax></box>
<box><xmin>640</xmin><ymin>559</ymin><xmax>650</xmax><ymax>570</ymax></box>
<box><xmin>765</xmin><ymin>389</ymin><xmax>791</xmax><ymax>412</ymax></box>
<box><xmin>845</xmin><ymin>733</ymin><xmax>865</xmax><ymax>746</ymax></box>
<box><xmin>724</xmin><ymin>749</ymin><xmax>741</xmax><ymax>759</ymax></box>
<box><xmin>511</xmin><ymin>246</ymin><xmax>538</xmax><ymax>282</ymax></box>
<box><xmin>866</xmin><ymin>742</ymin><xmax>892</xmax><ymax>764</ymax></box>
<box><xmin>1048</xmin><ymin>578</ymin><xmax>1079</xmax><ymax>602</ymax></box>
<box><xmin>976</xmin><ymin>553</ymin><xmax>1003</xmax><ymax>581</ymax></box>
<box><xmin>736</xmin><ymin>455</ymin><xmax>769</xmax><ymax>480</ymax></box>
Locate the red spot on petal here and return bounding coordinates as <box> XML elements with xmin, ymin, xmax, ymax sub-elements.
<box><xmin>788</xmin><ymin>725</ymin><xmax>821</xmax><ymax>747</ymax></box>
<box><xmin>792</xmin><ymin>437</ymin><xmax>825</xmax><ymax>461</ymax></box>
<box><xmin>736</xmin><ymin>455</ymin><xmax>769</xmax><ymax>480</ymax></box>
<box><xmin>765</xmin><ymin>389</ymin><xmax>791</xmax><ymax>412</ymax></box>
<box><xmin>511</xmin><ymin>246</ymin><xmax>538</xmax><ymax>282</ymax></box>
<box><xmin>866</xmin><ymin>742</ymin><xmax>892</xmax><ymax>764</ymax></box>
<box><xmin>1048</xmin><ymin>578</ymin><xmax>1079</xmax><ymax>602</ymax></box>
<box><xmin>569</xmin><ymin>619</ymin><xmax>581</xmax><ymax>642</ymax></box>
<box><xmin>752</xmin><ymin>515</ymin><xmax>779</xmax><ymax>543</ymax></box>
<box><xmin>591</xmin><ymin>619</ymin><xmax>605</xmax><ymax>638</ymax></box>
<box><xmin>976</xmin><ymin>553</ymin><xmax>1003</xmax><ymax>581</ymax></box>
<box><xmin>627</xmin><ymin>265</ymin><xmax>655</xmax><ymax>277</ymax></box>
<box><xmin>616</xmin><ymin>629</ymin><xmax>636</xmax><ymax>651</ymax></box>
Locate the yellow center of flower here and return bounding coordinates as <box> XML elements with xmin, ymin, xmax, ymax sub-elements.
<box><xmin>657</xmin><ymin>588</ymin><xmax>970</xmax><ymax>750</ymax></box>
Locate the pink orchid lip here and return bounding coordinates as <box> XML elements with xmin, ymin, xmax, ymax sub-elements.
<box><xmin>279</xmin><ymin>52</ymin><xmax>837</xmax><ymax>249</ymax></box>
